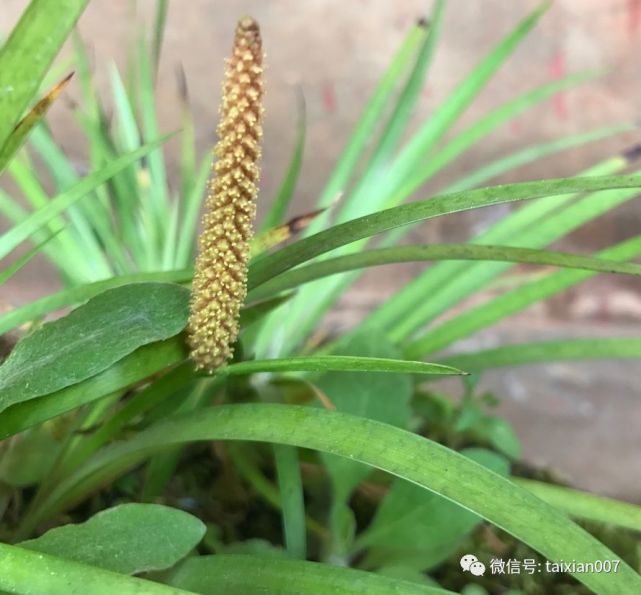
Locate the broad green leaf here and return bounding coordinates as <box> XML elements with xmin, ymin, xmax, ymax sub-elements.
<box><xmin>0</xmin><ymin>337</ymin><xmax>187</xmax><ymax>441</ymax></box>
<box><xmin>36</xmin><ymin>404</ymin><xmax>641</xmax><ymax>594</ymax></box>
<box><xmin>0</xmin><ymin>136</ymin><xmax>171</xmax><ymax>261</ymax></box>
<box><xmin>0</xmin><ymin>270</ymin><xmax>191</xmax><ymax>336</ymax></box>
<box><xmin>0</xmin><ymin>283</ymin><xmax>189</xmax><ymax>413</ymax></box>
<box><xmin>440</xmin><ymin>338</ymin><xmax>641</xmax><ymax>371</ymax></box>
<box><xmin>247</xmin><ymin>175</ymin><xmax>641</xmax><ymax>290</ymax></box>
<box><xmin>0</xmin><ymin>0</ymin><xmax>89</xmax><ymax>156</ymax></box>
<box><xmin>22</xmin><ymin>504</ymin><xmax>205</xmax><ymax>574</ymax></box>
<box><xmin>0</xmin><ymin>542</ymin><xmax>188</xmax><ymax>595</ymax></box>
<box><xmin>516</xmin><ymin>479</ymin><xmax>641</xmax><ymax>533</ymax></box>
<box><xmin>167</xmin><ymin>554</ymin><xmax>453</xmax><ymax>595</ymax></box>
<box><xmin>248</xmin><ymin>244</ymin><xmax>641</xmax><ymax>301</ymax></box>
<box><xmin>216</xmin><ymin>355</ymin><xmax>465</xmax><ymax>377</ymax></box>
<box><xmin>355</xmin><ymin>449</ymin><xmax>509</xmax><ymax>571</ymax></box>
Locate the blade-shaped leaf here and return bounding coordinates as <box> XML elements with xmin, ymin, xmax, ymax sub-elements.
<box><xmin>0</xmin><ymin>73</ymin><xmax>73</xmax><ymax>172</ymax></box>
<box><xmin>0</xmin><ymin>0</ymin><xmax>89</xmax><ymax>153</ymax></box>
<box><xmin>216</xmin><ymin>355</ymin><xmax>465</xmax><ymax>377</ymax></box>
<box><xmin>516</xmin><ymin>479</ymin><xmax>641</xmax><ymax>533</ymax></box>
<box><xmin>0</xmin><ymin>135</ymin><xmax>172</xmax><ymax>261</ymax></box>
<box><xmin>406</xmin><ymin>234</ymin><xmax>641</xmax><ymax>357</ymax></box>
<box><xmin>248</xmin><ymin>175</ymin><xmax>641</xmax><ymax>290</ymax></box>
<box><xmin>167</xmin><ymin>554</ymin><xmax>454</xmax><ymax>595</ymax></box>
<box><xmin>439</xmin><ymin>338</ymin><xmax>641</xmax><ymax>371</ymax></box>
<box><xmin>248</xmin><ymin>244</ymin><xmax>641</xmax><ymax>301</ymax></box>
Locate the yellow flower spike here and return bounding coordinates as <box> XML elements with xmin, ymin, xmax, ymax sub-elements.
<box><xmin>187</xmin><ymin>17</ymin><xmax>264</xmax><ymax>371</ymax></box>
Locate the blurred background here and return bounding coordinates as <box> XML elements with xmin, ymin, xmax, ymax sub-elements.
<box><xmin>1</xmin><ymin>1</ymin><xmax>640</xmax><ymax>498</ymax></box>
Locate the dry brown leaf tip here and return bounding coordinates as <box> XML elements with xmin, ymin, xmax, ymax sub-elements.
<box><xmin>187</xmin><ymin>17</ymin><xmax>264</xmax><ymax>371</ymax></box>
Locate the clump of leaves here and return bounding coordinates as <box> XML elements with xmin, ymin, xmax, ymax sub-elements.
<box><xmin>2</xmin><ymin>2</ymin><xmax>641</xmax><ymax>595</ymax></box>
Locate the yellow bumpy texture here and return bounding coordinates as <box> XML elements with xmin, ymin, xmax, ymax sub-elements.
<box><xmin>188</xmin><ymin>17</ymin><xmax>263</xmax><ymax>371</ymax></box>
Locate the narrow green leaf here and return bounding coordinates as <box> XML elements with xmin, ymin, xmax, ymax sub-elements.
<box><xmin>0</xmin><ymin>230</ymin><xmax>60</xmax><ymax>286</ymax></box>
<box><xmin>386</xmin><ymin>74</ymin><xmax>598</xmax><ymax>208</ymax></box>
<box><xmin>439</xmin><ymin>338</ymin><xmax>641</xmax><ymax>371</ymax></box>
<box><xmin>274</xmin><ymin>445</ymin><xmax>307</xmax><ymax>559</ymax></box>
<box><xmin>0</xmin><ymin>135</ymin><xmax>171</xmax><ymax>261</ymax></box>
<box><xmin>261</xmin><ymin>93</ymin><xmax>306</xmax><ymax>231</ymax></box>
<box><xmin>0</xmin><ymin>542</ymin><xmax>189</xmax><ymax>595</ymax></box>
<box><xmin>151</xmin><ymin>0</ymin><xmax>169</xmax><ymax>77</ymax></box>
<box><xmin>360</xmin><ymin>157</ymin><xmax>635</xmax><ymax>337</ymax></box>
<box><xmin>39</xmin><ymin>404</ymin><xmax>641</xmax><ymax>594</ymax></box>
<box><xmin>310</xmin><ymin>20</ymin><xmax>428</xmax><ymax>217</ymax></box>
<box><xmin>248</xmin><ymin>244</ymin><xmax>641</xmax><ymax>301</ymax></box>
<box><xmin>248</xmin><ymin>175</ymin><xmax>641</xmax><ymax>290</ymax></box>
<box><xmin>516</xmin><ymin>478</ymin><xmax>641</xmax><ymax>533</ymax></box>
<box><xmin>377</xmin><ymin>2</ymin><xmax>551</xmax><ymax>207</ymax></box>
<box><xmin>167</xmin><ymin>555</ymin><xmax>453</xmax><ymax>595</ymax></box>
<box><xmin>0</xmin><ymin>0</ymin><xmax>89</xmax><ymax>154</ymax></box>
<box><xmin>405</xmin><ymin>234</ymin><xmax>641</xmax><ymax>357</ymax></box>
<box><xmin>338</xmin><ymin>1</ymin><xmax>445</xmax><ymax>223</ymax></box>
<box><xmin>444</xmin><ymin>125</ymin><xmax>634</xmax><ymax>194</ymax></box>
<box><xmin>0</xmin><ymin>283</ymin><xmax>189</xmax><ymax>413</ymax></box>
<box><xmin>22</xmin><ymin>504</ymin><xmax>205</xmax><ymax>574</ymax></box>
<box><xmin>216</xmin><ymin>356</ymin><xmax>465</xmax><ymax>377</ymax></box>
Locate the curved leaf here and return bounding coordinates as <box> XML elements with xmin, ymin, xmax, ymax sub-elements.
<box><xmin>0</xmin><ymin>543</ymin><xmax>188</xmax><ymax>595</ymax></box>
<box><xmin>167</xmin><ymin>554</ymin><xmax>453</xmax><ymax>595</ymax></box>
<box><xmin>248</xmin><ymin>244</ymin><xmax>641</xmax><ymax>301</ymax></box>
<box><xmin>36</xmin><ymin>405</ymin><xmax>641</xmax><ymax>594</ymax></box>
<box><xmin>439</xmin><ymin>338</ymin><xmax>641</xmax><ymax>371</ymax></box>
<box><xmin>216</xmin><ymin>356</ymin><xmax>465</xmax><ymax>377</ymax></box>
<box><xmin>406</xmin><ymin>235</ymin><xmax>641</xmax><ymax>357</ymax></box>
<box><xmin>516</xmin><ymin>479</ymin><xmax>641</xmax><ymax>533</ymax></box>
<box><xmin>247</xmin><ymin>175</ymin><xmax>641</xmax><ymax>290</ymax></box>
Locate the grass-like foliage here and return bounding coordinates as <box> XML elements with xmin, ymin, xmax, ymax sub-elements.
<box><xmin>1</xmin><ymin>1</ymin><xmax>641</xmax><ymax>594</ymax></box>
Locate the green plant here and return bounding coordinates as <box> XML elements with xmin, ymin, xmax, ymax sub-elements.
<box><xmin>2</xmin><ymin>2</ymin><xmax>641</xmax><ymax>594</ymax></box>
